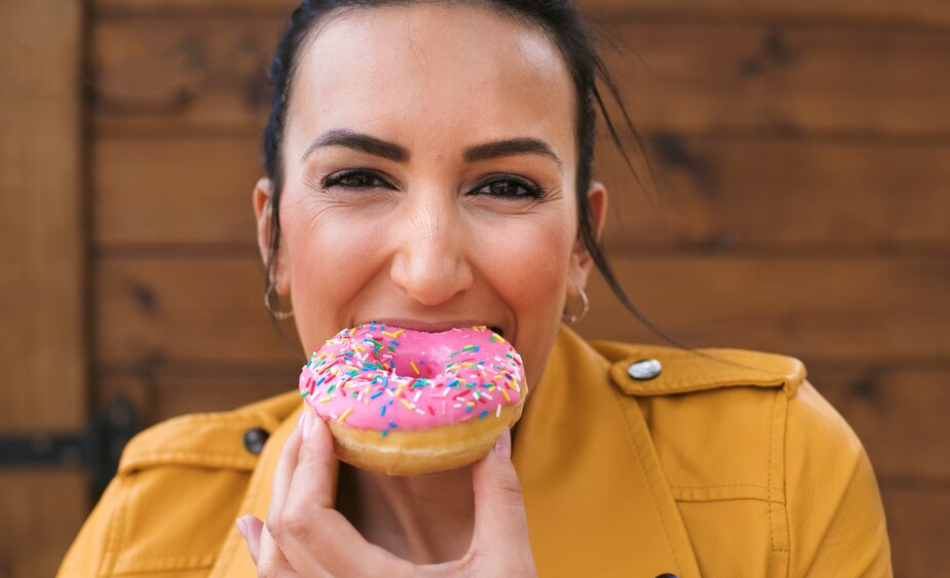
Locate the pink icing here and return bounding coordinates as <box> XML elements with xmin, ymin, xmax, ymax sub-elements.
<box><xmin>299</xmin><ymin>323</ymin><xmax>524</xmax><ymax>436</ymax></box>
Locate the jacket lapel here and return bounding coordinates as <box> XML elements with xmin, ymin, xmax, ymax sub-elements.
<box><xmin>211</xmin><ymin>326</ymin><xmax>701</xmax><ymax>578</ymax></box>
<box><xmin>513</xmin><ymin>326</ymin><xmax>701</xmax><ymax>578</ymax></box>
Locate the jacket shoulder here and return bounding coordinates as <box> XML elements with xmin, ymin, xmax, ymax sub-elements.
<box><xmin>590</xmin><ymin>339</ymin><xmax>806</xmax><ymax>398</ymax></box>
<box><xmin>118</xmin><ymin>390</ymin><xmax>299</xmax><ymax>474</ymax></box>
<box><xmin>57</xmin><ymin>391</ymin><xmax>301</xmax><ymax>578</ymax></box>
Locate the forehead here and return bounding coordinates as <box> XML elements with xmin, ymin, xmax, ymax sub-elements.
<box><xmin>286</xmin><ymin>3</ymin><xmax>577</xmax><ymax>165</ymax></box>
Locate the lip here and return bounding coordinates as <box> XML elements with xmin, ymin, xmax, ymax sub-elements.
<box><xmin>360</xmin><ymin>318</ymin><xmax>506</xmax><ymax>337</ymax></box>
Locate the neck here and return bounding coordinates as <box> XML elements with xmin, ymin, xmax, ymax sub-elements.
<box><xmin>337</xmin><ymin>462</ymin><xmax>475</xmax><ymax>564</ymax></box>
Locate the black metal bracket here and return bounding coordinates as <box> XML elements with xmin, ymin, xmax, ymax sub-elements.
<box><xmin>0</xmin><ymin>399</ymin><xmax>138</xmax><ymax>496</ymax></box>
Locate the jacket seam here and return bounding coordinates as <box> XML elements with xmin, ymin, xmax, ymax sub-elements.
<box><xmin>768</xmin><ymin>390</ymin><xmax>777</xmax><ymax>553</ymax></box>
<box><xmin>99</xmin><ymin>476</ymin><xmax>129</xmax><ymax>578</ymax></box>
<box><xmin>669</xmin><ymin>483</ymin><xmax>782</xmax><ymax>491</ymax></box>
<box><xmin>121</xmin><ymin>450</ymin><xmax>257</xmax><ymax>472</ymax></box>
<box><xmin>112</xmin><ymin>553</ymin><xmax>218</xmax><ymax>574</ymax></box>
<box><xmin>612</xmin><ymin>388</ymin><xmax>682</xmax><ymax>577</ymax></box>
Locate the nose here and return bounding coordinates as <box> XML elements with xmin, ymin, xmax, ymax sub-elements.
<box><xmin>389</xmin><ymin>191</ymin><xmax>474</xmax><ymax>306</ymax></box>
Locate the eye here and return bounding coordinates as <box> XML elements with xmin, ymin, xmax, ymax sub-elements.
<box><xmin>323</xmin><ymin>169</ymin><xmax>393</xmax><ymax>190</ymax></box>
<box><xmin>471</xmin><ymin>175</ymin><xmax>544</xmax><ymax>199</ymax></box>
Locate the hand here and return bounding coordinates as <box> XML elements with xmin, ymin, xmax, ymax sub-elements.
<box><xmin>236</xmin><ymin>411</ymin><xmax>538</xmax><ymax>578</ymax></box>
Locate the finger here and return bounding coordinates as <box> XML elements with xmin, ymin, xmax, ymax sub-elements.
<box><xmin>260</xmin><ymin>519</ymin><xmax>305</xmax><ymax>577</ymax></box>
<box><xmin>236</xmin><ymin>515</ymin><xmax>262</xmax><ymax>564</ymax></box>
<box><xmin>238</xmin><ymin>515</ymin><xmax>302</xmax><ymax>577</ymax></box>
<box><xmin>259</xmin><ymin>411</ymin><xmax>306</xmax><ymax>576</ymax></box>
<box><xmin>280</xmin><ymin>415</ymin><xmax>415</xmax><ymax>578</ymax></box>
<box><xmin>470</xmin><ymin>428</ymin><xmax>534</xmax><ymax>563</ymax></box>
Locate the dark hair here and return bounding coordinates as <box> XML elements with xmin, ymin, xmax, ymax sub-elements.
<box><xmin>261</xmin><ymin>0</ymin><xmax>695</xmax><ymax>352</ymax></box>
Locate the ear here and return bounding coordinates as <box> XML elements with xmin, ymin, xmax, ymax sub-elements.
<box><xmin>252</xmin><ymin>177</ymin><xmax>291</xmax><ymax>295</ymax></box>
<box><xmin>567</xmin><ymin>180</ymin><xmax>608</xmax><ymax>295</ymax></box>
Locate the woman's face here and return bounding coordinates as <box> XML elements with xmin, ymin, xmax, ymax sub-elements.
<box><xmin>254</xmin><ymin>3</ymin><xmax>606</xmax><ymax>390</ymax></box>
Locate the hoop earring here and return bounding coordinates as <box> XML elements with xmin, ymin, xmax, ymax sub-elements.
<box><xmin>264</xmin><ymin>284</ymin><xmax>294</xmax><ymax>320</ymax></box>
<box><xmin>561</xmin><ymin>287</ymin><xmax>589</xmax><ymax>324</ymax></box>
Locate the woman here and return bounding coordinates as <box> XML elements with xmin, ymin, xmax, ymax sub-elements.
<box><xmin>58</xmin><ymin>1</ymin><xmax>892</xmax><ymax>577</ymax></box>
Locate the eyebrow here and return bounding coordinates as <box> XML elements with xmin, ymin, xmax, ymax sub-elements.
<box><xmin>301</xmin><ymin>129</ymin><xmax>564</xmax><ymax>172</ymax></box>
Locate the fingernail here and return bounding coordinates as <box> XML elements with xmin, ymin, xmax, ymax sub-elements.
<box><xmin>493</xmin><ymin>428</ymin><xmax>511</xmax><ymax>459</ymax></box>
<box><xmin>235</xmin><ymin>516</ymin><xmax>249</xmax><ymax>541</ymax></box>
<box><xmin>300</xmin><ymin>410</ymin><xmax>313</xmax><ymax>441</ymax></box>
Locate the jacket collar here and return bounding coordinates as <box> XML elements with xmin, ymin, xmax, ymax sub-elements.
<box><xmin>210</xmin><ymin>325</ymin><xmax>701</xmax><ymax>578</ymax></box>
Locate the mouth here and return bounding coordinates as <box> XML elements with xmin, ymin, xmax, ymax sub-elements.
<box><xmin>362</xmin><ymin>319</ymin><xmax>506</xmax><ymax>340</ymax></box>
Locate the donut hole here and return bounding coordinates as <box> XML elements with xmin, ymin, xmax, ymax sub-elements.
<box><xmin>389</xmin><ymin>343</ymin><xmax>454</xmax><ymax>380</ymax></box>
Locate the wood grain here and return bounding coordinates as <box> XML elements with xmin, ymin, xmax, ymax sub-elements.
<box><xmin>0</xmin><ymin>472</ymin><xmax>88</xmax><ymax>578</ymax></box>
<box><xmin>92</xmin><ymin>134</ymin><xmax>950</xmax><ymax>250</ymax></box>
<box><xmin>94</xmin><ymin>254</ymin><xmax>949</xmax><ymax>366</ymax></box>
<box><xmin>0</xmin><ymin>2</ymin><xmax>87</xmax><ymax>576</ymax></box>
<box><xmin>879</xmin><ymin>485</ymin><xmax>950</xmax><ymax>576</ymax></box>
<box><xmin>93</xmin><ymin>136</ymin><xmax>262</xmax><ymax>246</ymax></box>
<box><xmin>0</xmin><ymin>0</ymin><xmax>86</xmax><ymax>432</ymax></box>
<box><xmin>97</xmin><ymin>373</ymin><xmax>295</xmax><ymax>425</ymax></box>
<box><xmin>89</xmin><ymin>17</ymin><xmax>950</xmax><ymax>137</ymax></box>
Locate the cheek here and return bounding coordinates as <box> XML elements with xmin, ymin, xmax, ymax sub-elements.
<box><xmin>283</xmin><ymin>206</ymin><xmax>384</xmax><ymax>339</ymax></box>
<box><xmin>478</xmin><ymin>214</ymin><xmax>572</xmax><ymax>317</ymax></box>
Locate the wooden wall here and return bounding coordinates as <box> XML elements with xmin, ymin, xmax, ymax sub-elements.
<box><xmin>0</xmin><ymin>2</ymin><xmax>86</xmax><ymax>577</ymax></box>
<box><xmin>4</xmin><ymin>0</ymin><xmax>947</xmax><ymax>575</ymax></box>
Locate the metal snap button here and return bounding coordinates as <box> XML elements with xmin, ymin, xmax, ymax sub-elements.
<box><xmin>628</xmin><ymin>358</ymin><xmax>662</xmax><ymax>381</ymax></box>
<box><xmin>243</xmin><ymin>427</ymin><xmax>270</xmax><ymax>455</ymax></box>
<box><xmin>654</xmin><ymin>574</ymin><xmax>679</xmax><ymax>578</ymax></box>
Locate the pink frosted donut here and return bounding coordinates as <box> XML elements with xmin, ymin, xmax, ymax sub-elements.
<box><xmin>298</xmin><ymin>322</ymin><xmax>526</xmax><ymax>475</ymax></box>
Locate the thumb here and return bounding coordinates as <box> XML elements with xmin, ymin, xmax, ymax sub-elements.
<box><xmin>471</xmin><ymin>428</ymin><xmax>532</xmax><ymax>554</ymax></box>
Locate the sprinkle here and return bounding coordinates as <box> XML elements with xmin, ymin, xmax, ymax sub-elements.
<box><xmin>501</xmin><ymin>389</ymin><xmax>511</xmax><ymax>402</ymax></box>
<box><xmin>381</xmin><ymin>405</ymin><xmax>387</xmax><ymax>416</ymax></box>
<box><xmin>401</xmin><ymin>399</ymin><xmax>414</xmax><ymax>411</ymax></box>
<box><xmin>479</xmin><ymin>410</ymin><xmax>488</xmax><ymax>419</ymax></box>
<box><xmin>496</xmin><ymin>403</ymin><xmax>502</xmax><ymax>417</ymax></box>
<box><xmin>370</xmin><ymin>391</ymin><xmax>383</xmax><ymax>399</ymax></box>
<box><xmin>389</xmin><ymin>422</ymin><xmax>398</xmax><ymax>429</ymax></box>
<box><xmin>492</xmin><ymin>333</ymin><xmax>506</xmax><ymax>343</ymax></box>
<box><xmin>382</xmin><ymin>430</ymin><xmax>388</xmax><ymax>438</ymax></box>
<box><xmin>410</xmin><ymin>361</ymin><xmax>421</xmax><ymax>375</ymax></box>
<box><xmin>413</xmin><ymin>390</ymin><xmax>422</xmax><ymax>403</ymax></box>
<box><xmin>300</xmin><ymin>389</ymin><xmax>310</xmax><ymax>397</ymax></box>
<box><xmin>337</xmin><ymin>408</ymin><xmax>352</xmax><ymax>424</ymax></box>
<box><xmin>319</xmin><ymin>396</ymin><xmax>333</xmax><ymax>403</ymax></box>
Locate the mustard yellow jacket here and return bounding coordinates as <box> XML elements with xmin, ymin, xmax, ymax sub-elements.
<box><xmin>58</xmin><ymin>326</ymin><xmax>892</xmax><ymax>577</ymax></box>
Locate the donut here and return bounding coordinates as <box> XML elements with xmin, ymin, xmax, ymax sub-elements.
<box><xmin>298</xmin><ymin>322</ymin><xmax>525</xmax><ymax>475</ymax></box>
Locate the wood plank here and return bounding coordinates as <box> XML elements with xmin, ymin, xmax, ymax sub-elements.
<box><xmin>598</xmin><ymin>21</ymin><xmax>950</xmax><ymax>138</ymax></box>
<box><xmin>91</xmin><ymin>0</ymin><xmax>950</xmax><ymax>30</ymax></box>
<box><xmin>92</xmin><ymin>134</ymin><xmax>950</xmax><ymax>249</ymax></box>
<box><xmin>601</xmin><ymin>136</ymin><xmax>950</xmax><ymax>251</ymax></box>
<box><xmin>97</xmin><ymin>373</ymin><xmax>296</xmax><ymax>426</ymax></box>
<box><xmin>0</xmin><ymin>472</ymin><xmax>88</xmax><ymax>578</ymax></box>
<box><xmin>89</xmin><ymin>17</ymin><xmax>950</xmax><ymax>137</ymax></box>
<box><xmin>577</xmin><ymin>253</ymin><xmax>950</xmax><ymax>363</ymax></box>
<box><xmin>90</xmin><ymin>16</ymin><xmax>283</xmax><ymax>134</ymax></box>
<box><xmin>95</xmin><ymin>254</ymin><xmax>949</xmax><ymax>367</ymax></box>
<box><xmin>879</xmin><ymin>485</ymin><xmax>950</xmax><ymax>576</ymax></box>
<box><xmin>0</xmin><ymin>0</ymin><xmax>86</xmax><ymax>432</ymax></box>
<box><xmin>0</xmin><ymin>3</ymin><xmax>88</xmax><ymax>576</ymax></box>
<box><xmin>93</xmin><ymin>136</ymin><xmax>261</xmax><ymax>246</ymax></box>
<box><xmin>95</xmin><ymin>256</ymin><xmax>302</xmax><ymax>369</ymax></box>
